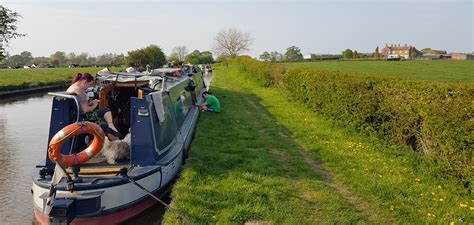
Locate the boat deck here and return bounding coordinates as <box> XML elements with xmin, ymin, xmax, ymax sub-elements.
<box><xmin>66</xmin><ymin>157</ymin><xmax>129</xmax><ymax>177</ymax></box>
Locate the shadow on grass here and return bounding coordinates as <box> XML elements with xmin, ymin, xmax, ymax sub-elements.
<box><xmin>166</xmin><ymin>86</ymin><xmax>367</xmax><ymax>224</ymax></box>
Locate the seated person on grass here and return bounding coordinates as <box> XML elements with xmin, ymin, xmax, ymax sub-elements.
<box><xmin>199</xmin><ymin>91</ymin><xmax>221</xmax><ymax>113</ymax></box>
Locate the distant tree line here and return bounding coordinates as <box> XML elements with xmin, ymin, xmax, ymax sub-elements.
<box><xmin>0</xmin><ymin>44</ymin><xmax>217</xmax><ymax>69</ymax></box>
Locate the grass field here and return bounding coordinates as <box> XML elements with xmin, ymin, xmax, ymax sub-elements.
<box><xmin>0</xmin><ymin>67</ymin><xmax>117</xmax><ymax>91</ymax></box>
<box><xmin>284</xmin><ymin>60</ymin><xmax>474</xmax><ymax>83</ymax></box>
<box><xmin>163</xmin><ymin>66</ymin><xmax>473</xmax><ymax>224</ymax></box>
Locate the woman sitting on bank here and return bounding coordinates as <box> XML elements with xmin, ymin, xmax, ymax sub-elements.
<box><xmin>67</xmin><ymin>73</ymin><xmax>122</xmax><ymax>140</ymax></box>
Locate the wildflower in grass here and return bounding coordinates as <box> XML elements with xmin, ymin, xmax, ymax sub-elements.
<box><xmin>437</xmin><ymin>185</ymin><xmax>442</xmax><ymax>189</ymax></box>
<box><xmin>431</xmin><ymin>192</ymin><xmax>435</xmax><ymax>195</ymax></box>
<box><xmin>439</xmin><ymin>198</ymin><xmax>444</xmax><ymax>202</ymax></box>
<box><xmin>459</xmin><ymin>203</ymin><xmax>468</xmax><ymax>208</ymax></box>
<box><xmin>415</xmin><ymin>178</ymin><xmax>421</xmax><ymax>182</ymax></box>
<box><xmin>450</xmin><ymin>222</ymin><xmax>455</xmax><ymax>225</ymax></box>
<box><xmin>470</xmin><ymin>207</ymin><xmax>474</xmax><ymax>211</ymax></box>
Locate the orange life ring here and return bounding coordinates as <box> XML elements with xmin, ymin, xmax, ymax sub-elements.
<box><xmin>48</xmin><ymin>121</ymin><xmax>105</xmax><ymax>167</ymax></box>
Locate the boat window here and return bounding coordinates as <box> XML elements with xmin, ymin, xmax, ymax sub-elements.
<box><xmin>153</xmin><ymin>94</ymin><xmax>177</xmax><ymax>152</ymax></box>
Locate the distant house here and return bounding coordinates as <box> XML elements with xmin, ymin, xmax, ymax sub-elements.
<box><xmin>381</xmin><ymin>44</ymin><xmax>422</xmax><ymax>59</ymax></box>
<box><xmin>451</xmin><ymin>53</ymin><xmax>474</xmax><ymax>60</ymax></box>
<box><xmin>303</xmin><ymin>53</ymin><xmax>315</xmax><ymax>60</ymax></box>
<box><xmin>302</xmin><ymin>53</ymin><xmax>342</xmax><ymax>61</ymax></box>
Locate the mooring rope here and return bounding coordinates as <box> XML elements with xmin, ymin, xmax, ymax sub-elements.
<box><xmin>120</xmin><ymin>168</ymin><xmax>195</xmax><ymax>225</ymax></box>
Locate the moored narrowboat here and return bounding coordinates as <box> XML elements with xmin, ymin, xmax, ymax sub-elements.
<box><xmin>32</xmin><ymin>66</ymin><xmax>206</xmax><ymax>224</ymax></box>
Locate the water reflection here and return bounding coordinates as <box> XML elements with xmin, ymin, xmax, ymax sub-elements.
<box><xmin>0</xmin><ymin>93</ymin><xmax>51</xmax><ymax>224</ymax></box>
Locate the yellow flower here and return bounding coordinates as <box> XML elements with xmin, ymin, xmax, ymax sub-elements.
<box><xmin>431</xmin><ymin>192</ymin><xmax>435</xmax><ymax>195</ymax></box>
<box><xmin>415</xmin><ymin>178</ymin><xmax>421</xmax><ymax>182</ymax></box>
<box><xmin>450</xmin><ymin>222</ymin><xmax>455</xmax><ymax>225</ymax></box>
<box><xmin>459</xmin><ymin>203</ymin><xmax>468</xmax><ymax>208</ymax></box>
<box><xmin>437</xmin><ymin>185</ymin><xmax>442</xmax><ymax>189</ymax></box>
<box><xmin>439</xmin><ymin>198</ymin><xmax>444</xmax><ymax>202</ymax></box>
<box><xmin>470</xmin><ymin>206</ymin><xmax>474</xmax><ymax>211</ymax></box>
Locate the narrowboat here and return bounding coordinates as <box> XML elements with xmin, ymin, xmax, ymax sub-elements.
<box><xmin>31</xmin><ymin>66</ymin><xmax>206</xmax><ymax>224</ymax></box>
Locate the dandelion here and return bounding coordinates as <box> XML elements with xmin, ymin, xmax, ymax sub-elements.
<box><xmin>431</xmin><ymin>192</ymin><xmax>435</xmax><ymax>195</ymax></box>
<box><xmin>437</xmin><ymin>185</ymin><xmax>442</xmax><ymax>189</ymax></box>
<box><xmin>459</xmin><ymin>203</ymin><xmax>468</xmax><ymax>208</ymax></box>
<box><xmin>415</xmin><ymin>178</ymin><xmax>421</xmax><ymax>182</ymax></box>
<box><xmin>470</xmin><ymin>207</ymin><xmax>474</xmax><ymax>211</ymax></box>
<box><xmin>439</xmin><ymin>198</ymin><xmax>444</xmax><ymax>202</ymax></box>
<box><xmin>450</xmin><ymin>222</ymin><xmax>455</xmax><ymax>225</ymax></box>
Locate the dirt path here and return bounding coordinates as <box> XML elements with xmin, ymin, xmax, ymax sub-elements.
<box><xmin>249</xmin><ymin>98</ymin><xmax>396</xmax><ymax>224</ymax></box>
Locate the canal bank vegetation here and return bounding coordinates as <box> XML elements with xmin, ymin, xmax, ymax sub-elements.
<box><xmin>232</xmin><ymin>56</ymin><xmax>473</xmax><ymax>180</ymax></box>
<box><xmin>163</xmin><ymin>59</ymin><xmax>473</xmax><ymax>224</ymax></box>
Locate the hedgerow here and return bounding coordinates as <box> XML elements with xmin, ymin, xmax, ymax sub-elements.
<box><xmin>230</xmin><ymin>56</ymin><xmax>473</xmax><ymax>179</ymax></box>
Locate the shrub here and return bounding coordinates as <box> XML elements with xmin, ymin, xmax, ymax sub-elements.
<box><xmin>229</xmin><ymin>56</ymin><xmax>474</xmax><ymax>179</ymax></box>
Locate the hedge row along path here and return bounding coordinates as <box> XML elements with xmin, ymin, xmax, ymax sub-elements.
<box><xmin>163</xmin><ymin>66</ymin><xmax>473</xmax><ymax>224</ymax></box>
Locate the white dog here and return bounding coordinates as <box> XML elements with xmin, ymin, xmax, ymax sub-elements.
<box><xmin>100</xmin><ymin>133</ymin><xmax>131</xmax><ymax>164</ymax></box>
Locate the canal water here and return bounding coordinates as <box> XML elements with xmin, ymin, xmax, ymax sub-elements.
<box><xmin>0</xmin><ymin>72</ymin><xmax>212</xmax><ymax>224</ymax></box>
<box><xmin>0</xmin><ymin>93</ymin><xmax>167</xmax><ymax>224</ymax></box>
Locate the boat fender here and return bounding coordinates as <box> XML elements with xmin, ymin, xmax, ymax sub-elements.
<box><xmin>48</xmin><ymin>122</ymin><xmax>105</xmax><ymax>167</ymax></box>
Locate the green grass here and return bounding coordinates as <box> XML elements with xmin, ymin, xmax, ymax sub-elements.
<box><xmin>0</xmin><ymin>67</ymin><xmax>118</xmax><ymax>91</ymax></box>
<box><xmin>284</xmin><ymin>60</ymin><xmax>474</xmax><ymax>83</ymax></box>
<box><xmin>163</xmin><ymin>65</ymin><xmax>473</xmax><ymax>224</ymax></box>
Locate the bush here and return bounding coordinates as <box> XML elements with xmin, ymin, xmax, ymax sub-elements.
<box><xmin>229</xmin><ymin>57</ymin><xmax>474</xmax><ymax>179</ymax></box>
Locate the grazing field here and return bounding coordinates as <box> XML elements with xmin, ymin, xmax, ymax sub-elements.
<box><xmin>284</xmin><ymin>60</ymin><xmax>474</xmax><ymax>83</ymax></box>
<box><xmin>0</xmin><ymin>67</ymin><xmax>118</xmax><ymax>91</ymax></box>
<box><xmin>163</xmin><ymin>66</ymin><xmax>473</xmax><ymax>224</ymax></box>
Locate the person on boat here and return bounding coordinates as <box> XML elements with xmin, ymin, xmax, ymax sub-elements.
<box><xmin>199</xmin><ymin>91</ymin><xmax>221</xmax><ymax>113</ymax></box>
<box><xmin>66</xmin><ymin>72</ymin><xmax>122</xmax><ymax>140</ymax></box>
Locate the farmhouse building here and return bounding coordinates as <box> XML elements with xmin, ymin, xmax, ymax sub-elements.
<box><xmin>451</xmin><ymin>53</ymin><xmax>474</xmax><ymax>60</ymax></box>
<box><xmin>381</xmin><ymin>44</ymin><xmax>422</xmax><ymax>59</ymax></box>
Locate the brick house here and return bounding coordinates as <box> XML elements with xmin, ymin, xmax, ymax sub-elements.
<box><xmin>381</xmin><ymin>44</ymin><xmax>422</xmax><ymax>59</ymax></box>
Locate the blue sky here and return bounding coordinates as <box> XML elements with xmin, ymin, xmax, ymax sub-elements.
<box><xmin>2</xmin><ymin>0</ymin><xmax>473</xmax><ymax>57</ymax></box>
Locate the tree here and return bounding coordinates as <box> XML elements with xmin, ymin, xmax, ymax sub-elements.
<box><xmin>270</xmin><ymin>51</ymin><xmax>283</xmax><ymax>62</ymax></box>
<box><xmin>353</xmin><ymin>50</ymin><xmax>359</xmax><ymax>58</ymax></box>
<box><xmin>212</xmin><ymin>27</ymin><xmax>252</xmax><ymax>59</ymax></box>
<box><xmin>19</xmin><ymin>51</ymin><xmax>33</xmax><ymax>64</ymax></box>
<box><xmin>50</xmin><ymin>51</ymin><xmax>67</xmax><ymax>67</ymax></box>
<box><xmin>184</xmin><ymin>50</ymin><xmax>214</xmax><ymax>65</ymax></box>
<box><xmin>259</xmin><ymin>51</ymin><xmax>271</xmax><ymax>61</ymax></box>
<box><xmin>284</xmin><ymin>46</ymin><xmax>303</xmax><ymax>61</ymax></box>
<box><xmin>199</xmin><ymin>51</ymin><xmax>214</xmax><ymax>64</ymax></box>
<box><xmin>125</xmin><ymin>44</ymin><xmax>166</xmax><ymax>69</ymax></box>
<box><xmin>374</xmin><ymin>46</ymin><xmax>380</xmax><ymax>58</ymax></box>
<box><xmin>0</xmin><ymin>6</ymin><xmax>26</xmax><ymax>61</ymax></box>
<box><xmin>342</xmin><ymin>49</ymin><xmax>353</xmax><ymax>59</ymax></box>
<box><xmin>170</xmin><ymin>46</ymin><xmax>188</xmax><ymax>62</ymax></box>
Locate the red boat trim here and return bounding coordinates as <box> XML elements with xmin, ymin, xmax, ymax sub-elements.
<box><xmin>34</xmin><ymin>196</ymin><xmax>157</xmax><ymax>225</ymax></box>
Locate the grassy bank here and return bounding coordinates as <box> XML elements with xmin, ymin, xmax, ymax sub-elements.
<box><xmin>0</xmin><ymin>67</ymin><xmax>114</xmax><ymax>91</ymax></box>
<box><xmin>163</xmin><ymin>66</ymin><xmax>473</xmax><ymax>224</ymax></box>
<box><xmin>284</xmin><ymin>60</ymin><xmax>474</xmax><ymax>83</ymax></box>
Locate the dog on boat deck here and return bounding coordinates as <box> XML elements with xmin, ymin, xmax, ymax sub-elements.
<box><xmin>100</xmin><ymin>133</ymin><xmax>131</xmax><ymax>164</ymax></box>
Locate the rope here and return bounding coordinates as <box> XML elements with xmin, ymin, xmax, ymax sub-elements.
<box><xmin>120</xmin><ymin>169</ymin><xmax>195</xmax><ymax>225</ymax></box>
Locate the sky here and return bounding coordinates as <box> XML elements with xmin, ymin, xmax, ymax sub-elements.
<box><xmin>2</xmin><ymin>0</ymin><xmax>473</xmax><ymax>58</ymax></box>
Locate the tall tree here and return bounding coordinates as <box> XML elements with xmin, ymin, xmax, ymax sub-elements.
<box><xmin>353</xmin><ymin>50</ymin><xmax>359</xmax><ymax>58</ymax></box>
<box><xmin>19</xmin><ymin>51</ymin><xmax>33</xmax><ymax>64</ymax></box>
<box><xmin>0</xmin><ymin>6</ymin><xmax>26</xmax><ymax>61</ymax></box>
<box><xmin>374</xmin><ymin>46</ymin><xmax>380</xmax><ymax>58</ymax></box>
<box><xmin>284</xmin><ymin>46</ymin><xmax>303</xmax><ymax>61</ymax></box>
<box><xmin>50</xmin><ymin>51</ymin><xmax>67</xmax><ymax>67</ymax></box>
<box><xmin>125</xmin><ymin>45</ymin><xmax>166</xmax><ymax>69</ymax></box>
<box><xmin>342</xmin><ymin>49</ymin><xmax>353</xmax><ymax>59</ymax></box>
<box><xmin>212</xmin><ymin>27</ymin><xmax>252</xmax><ymax>59</ymax></box>
<box><xmin>259</xmin><ymin>51</ymin><xmax>271</xmax><ymax>61</ymax></box>
<box><xmin>270</xmin><ymin>51</ymin><xmax>283</xmax><ymax>61</ymax></box>
<box><xmin>170</xmin><ymin>46</ymin><xmax>188</xmax><ymax>62</ymax></box>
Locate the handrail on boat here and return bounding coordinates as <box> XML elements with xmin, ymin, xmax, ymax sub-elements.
<box><xmin>47</xmin><ymin>92</ymin><xmax>81</xmax><ymax>123</ymax></box>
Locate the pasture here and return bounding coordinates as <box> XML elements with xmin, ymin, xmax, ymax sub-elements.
<box><xmin>0</xmin><ymin>67</ymin><xmax>118</xmax><ymax>91</ymax></box>
<box><xmin>284</xmin><ymin>60</ymin><xmax>474</xmax><ymax>83</ymax></box>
